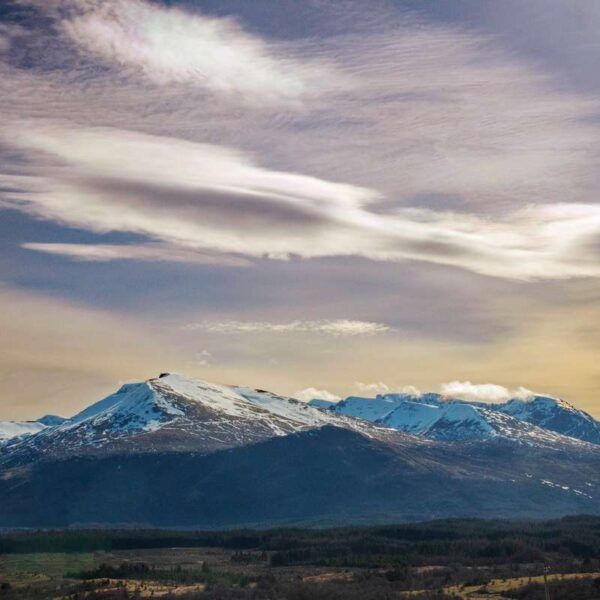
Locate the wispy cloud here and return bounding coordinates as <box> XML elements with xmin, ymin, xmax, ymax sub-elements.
<box><xmin>29</xmin><ymin>0</ymin><xmax>342</xmax><ymax>105</ymax></box>
<box><xmin>22</xmin><ymin>242</ymin><xmax>251</xmax><ymax>266</ymax></box>
<box><xmin>355</xmin><ymin>382</ymin><xmax>421</xmax><ymax>396</ymax></box>
<box><xmin>189</xmin><ymin>319</ymin><xmax>391</xmax><ymax>337</ymax></box>
<box><xmin>5</xmin><ymin>121</ymin><xmax>600</xmax><ymax>280</ymax></box>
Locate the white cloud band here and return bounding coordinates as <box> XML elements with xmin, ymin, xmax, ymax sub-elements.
<box><xmin>188</xmin><ymin>319</ymin><xmax>391</xmax><ymax>337</ymax></box>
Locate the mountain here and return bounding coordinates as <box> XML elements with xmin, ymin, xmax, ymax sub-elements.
<box><xmin>313</xmin><ymin>391</ymin><xmax>600</xmax><ymax>445</ymax></box>
<box><xmin>379</xmin><ymin>401</ymin><xmax>571</xmax><ymax>445</ymax></box>
<box><xmin>36</xmin><ymin>415</ymin><xmax>67</xmax><ymax>427</ymax></box>
<box><xmin>1</xmin><ymin>373</ymin><xmax>599</xmax><ymax>528</ymax></box>
<box><xmin>0</xmin><ymin>425</ymin><xmax>599</xmax><ymax>528</ymax></box>
<box><xmin>0</xmin><ymin>373</ymin><xmax>383</xmax><ymax>466</ymax></box>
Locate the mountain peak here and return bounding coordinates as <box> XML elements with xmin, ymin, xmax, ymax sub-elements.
<box><xmin>0</xmin><ymin>373</ymin><xmax>388</xmax><ymax>465</ymax></box>
<box><xmin>497</xmin><ymin>394</ymin><xmax>600</xmax><ymax>444</ymax></box>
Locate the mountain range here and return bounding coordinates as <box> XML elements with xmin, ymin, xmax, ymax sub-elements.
<box><xmin>314</xmin><ymin>391</ymin><xmax>600</xmax><ymax>444</ymax></box>
<box><xmin>1</xmin><ymin>373</ymin><xmax>599</xmax><ymax>528</ymax></box>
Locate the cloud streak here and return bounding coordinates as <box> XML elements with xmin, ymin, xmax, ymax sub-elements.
<box><xmin>189</xmin><ymin>319</ymin><xmax>391</xmax><ymax>337</ymax></box>
<box><xmin>22</xmin><ymin>242</ymin><xmax>251</xmax><ymax>266</ymax></box>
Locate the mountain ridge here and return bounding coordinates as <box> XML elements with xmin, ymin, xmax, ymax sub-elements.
<box><xmin>1</xmin><ymin>373</ymin><xmax>599</xmax><ymax>528</ymax></box>
<box><xmin>0</xmin><ymin>373</ymin><xmax>401</xmax><ymax>465</ymax></box>
<box><xmin>312</xmin><ymin>390</ymin><xmax>600</xmax><ymax>445</ymax></box>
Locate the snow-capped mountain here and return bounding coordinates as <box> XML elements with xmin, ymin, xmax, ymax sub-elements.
<box><xmin>368</xmin><ymin>399</ymin><xmax>572</xmax><ymax>445</ymax></box>
<box><xmin>0</xmin><ymin>415</ymin><xmax>66</xmax><ymax>444</ymax></box>
<box><xmin>311</xmin><ymin>391</ymin><xmax>600</xmax><ymax>445</ymax></box>
<box><xmin>1</xmin><ymin>373</ymin><xmax>600</xmax><ymax>528</ymax></box>
<box><xmin>0</xmin><ymin>373</ymin><xmax>387</xmax><ymax>464</ymax></box>
<box><xmin>328</xmin><ymin>393</ymin><xmax>443</xmax><ymax>422</ymax></box>
<box><xmin>496</xmin><ymin>396</ymin><xmax>600</xmax><ymax>444</ymax></box>
<box><xmin>328</xmin><ymin>395</ymin><xmax>406</xmax><ymax>421</ymax></box>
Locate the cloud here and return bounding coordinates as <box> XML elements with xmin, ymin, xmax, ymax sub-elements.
<box><xmin>4</xmin><ymin>122</ymin><xmax>600</xmax><ymax>280</ymax></box>
<box><xmin>194</xmin><ymin>350</ymin><xmax>212</xmax><ymax>367</ymax></box>
<box><xmin>22</xmin><ymin>242</ymin><xmax>251</xmax><ymax>266</ymax></box>
<box><xmin>55</xmin><ymin>0</ymin><xmax>341</xmax><ymax>105</ymax></box>
<box><xmin>2</xmin><ymin>1</ymin><xmax>600</xmax><ymax>284</ymax></box>
<box><xmin>440</xmin><ymin>380</ymin><xmax>535</xmax><ymax>403</ymax></box>
<box><xmin>356</xmin><ymin>382</ymin><xmax>421</xmax><ymax>395</ymax></box>
<box><xmin>0</xmin><ymin>23</ymin><xmax>26</xmax><ymax>53</ymax></box>
<box><xmin>294</xmin><ymin>387</ymin><xmax>340</xmax><ymax>403</ymax></box>
<box><xmin>355</xmin><ymin>382</ymin><xmax>390</xmax><ymax>394</ymax></box>
<box><xmin>189</xmin><ymin>319</ymin><xmax>390</xmax><ymax>337</ymax></box>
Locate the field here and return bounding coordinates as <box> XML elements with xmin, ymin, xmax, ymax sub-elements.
<box><xmin>2</xmin><ymin>517</ymin><xmax>600</xmax><ymax>598</ymax></box>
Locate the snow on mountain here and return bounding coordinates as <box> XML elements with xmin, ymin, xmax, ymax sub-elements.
<box><xmin>496</xmin><ymin>395</ymin><xmax>600</xmax><ymax>444</ymax></box>
<box><xmin>320</xmin><ymin>391</ymin><xmax>595</xmax><ymax>446</ymax></box>
<box><xmin>423</xmin><ymin>403</ymin><xmax>495</xmax><ymax>440</ymax></box>
<box><xmin>322</xmin><ymin>392</ymin><xmax>446</xmax><ymax>421</ymax></box>
<box><xmin>0</xmin><ymin>373</ymin><xmax>390</xmax><ymax>464</ymax></box>
<box><xmin>378</xmin><ymin>400</ymin><xmax>441</xmax><ymax>433</ymax></box>
<box><xmin>3</xmin><ymin>374</ymin><xmax>596</xmax><ymax>468</ymax></box>
<box><xmin>377</xmin><ymin>400</ymin><xmax>571</xmax><ymax>445</ymax></box>
<box><xmin>328</xmin><ymin>395</ymin><xmax>409</xmax><ymax>421</ymax></box>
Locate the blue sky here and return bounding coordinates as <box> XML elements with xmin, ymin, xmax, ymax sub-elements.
<box><xmin>1</xmin><ymin>0</ymin><xmax>600</xmax><ymax>419</ymax></box>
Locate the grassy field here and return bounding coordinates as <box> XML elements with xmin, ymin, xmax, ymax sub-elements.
<box><xmin>0</xmin><ymin>552</ymin><xmax>98</xmax><ymax>583</ymax></box>
<box><xmin>402</xmin><ymin>571</ymin><xmax>600</xmax><ymax>599</ymax></box>
<box><xmin>1</xmin><ymin>548</ymin><xmax>599</xmax><ymax>599</ymax></box>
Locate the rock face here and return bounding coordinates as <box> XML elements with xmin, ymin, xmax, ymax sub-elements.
<box><xmin>1</xmin><ymin>373</ymin><xmax>599</xmax><ymax>528</ymax></box>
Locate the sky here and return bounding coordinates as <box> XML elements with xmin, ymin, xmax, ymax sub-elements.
<box><xmin>2</xmin><ymin>0</ymin><xmax>600</xmax><ymax>420</ymax></box>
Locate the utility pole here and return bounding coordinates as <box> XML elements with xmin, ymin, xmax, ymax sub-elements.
<box><xmin>543</xmin><ymin>564</ymin><xmax>551</xmax><ymax>600</ymax></box>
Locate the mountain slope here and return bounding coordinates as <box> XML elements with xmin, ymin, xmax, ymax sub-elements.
<box><xmin>1</xmin><ymin>426</ymin><xmax>599</xmax><ymax>528</ymax></box>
